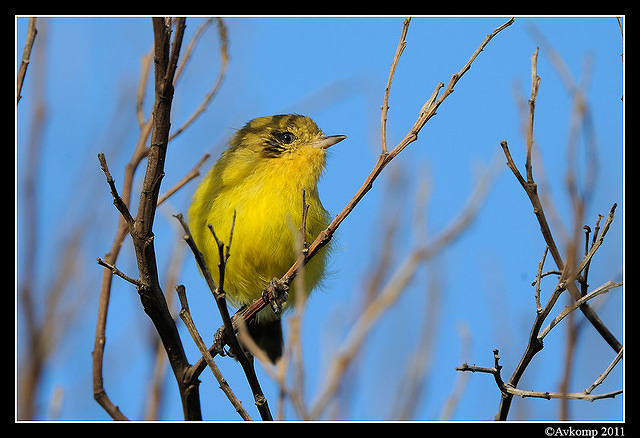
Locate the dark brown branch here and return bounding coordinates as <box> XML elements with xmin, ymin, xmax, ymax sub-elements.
<box><xmin>127</xmin><ymin>17</ymin><xmax>202</xmax><ymax>421</ymax></box>
<box><xmin>97</xmin><ymin>153</ymin><xmax>135</xmax><ymax>229</ymax></box>
<box><xmin>299</xmin><ymin>189</ymin><xmax>310</xmax><ymax>255</ymax></box>
<box><xmin>95</xmin><ymin>18</ymin><xmax>201</xmax><ymax>421</ymax></box>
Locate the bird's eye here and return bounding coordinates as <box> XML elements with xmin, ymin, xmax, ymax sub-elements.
<box><xmin>275</xmin><ymin>131</ymin><xmax>296</xmax><ymax>144</ymax></box>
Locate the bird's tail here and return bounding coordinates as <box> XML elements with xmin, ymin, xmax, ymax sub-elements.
<box><xmin>246</xmin><ymin>318</ymin><xmax>283</xmax><ymax>363</ymax></box>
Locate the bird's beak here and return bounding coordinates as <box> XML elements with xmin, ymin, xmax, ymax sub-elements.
<box><xmin>314</xmin><ymin>135</ymin><xmax>347</xmax><ymax>150</ymax></box>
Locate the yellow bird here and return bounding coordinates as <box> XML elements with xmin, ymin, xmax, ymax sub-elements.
<box><xmin>188</xmin><ymin>114</ymin><xmax>345</xmax><ymax>362</ymax></box>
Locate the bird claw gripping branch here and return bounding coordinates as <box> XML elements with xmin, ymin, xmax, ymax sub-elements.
<box><xmin>263</xmin><ymin>278</ymin><xmax>289</xmax><ymax>316</ymax></box>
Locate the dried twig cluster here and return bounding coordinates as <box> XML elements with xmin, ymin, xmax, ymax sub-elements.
<box><xmin>456</xmin><ymin>46</ymin><xmax>623</xmax><ymax>420</ymax></box>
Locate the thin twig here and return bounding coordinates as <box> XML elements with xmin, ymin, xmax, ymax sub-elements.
<box><xmin>97</xmin><ymin>153</ymin><xmax>135</xmax><ymax>229</ymax></box>
<box><xmin>585</xmin><ymin>347</ymin><xmax>623</xmax><ymax>395</ymax></box>
<box><xmin>539</xmin><ymin>280</ymin><xmax>622</xmax><ymax>340</ymax></box>
<box><xmin>157</xmin><ymin>153</ymin><xmax>210</xmax><ymax>207</ymax></box>
<box><xmin>299</xmin><ymin>189</ymin><xmax>310</xmax><ymax>255</ymax></box>
<box><xmin>175</xmin><ymin>285</ymin><xmax>252</xmax><ymax>420</ymax></box>
<box><xmin>17</xmin><ymin>17</ymin><xmax>38</xmax><ymax>105</ymax></box>
<box><xmin>526</xmin><ymin>47</ymin><xmax>541</xmax><ymax>183</ymax></box>
<box><xmin>136</xmin><ymin>51</ymin><xmax>153</xmax><ymax>128</ymax></box>
<box><xmin>170</xmin><ymin>18</ymin><xmax>229</xmax><ymax>141</ymax></box>
<box><xmin>534</xmin><ymin>246</ymin><xmax>549</xmax><ymax>313</ymax></box>
<box><xmin>96</xmin><ymin>257</ymin><xmax>141</xmax><ymax>287</ymax></box>
<box><xmin>380</xmin><ymin>17</ymin><xmax>411</xmax><ymax>154</ymax></box>
<box><xmin>573</xmin><ymin>204</ymin><xmax>617</xmax><ymax>280</ymax></box>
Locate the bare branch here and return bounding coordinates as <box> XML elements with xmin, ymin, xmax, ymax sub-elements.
<box><xmin>585</xmin><ymin>347</ymin><xmax>623</xmax><ymax>395</ymax></box>
<box><xmin>170</xmin><ymin>18</ymin><xmax>229</xmax><ymax>141</ymax></box>
<box><xmin>526</xmin><ymin>47</ymin><xmax>541</xmax><ymax>183</ymax></box>
<box><xmin>17</xmin><ymin>17</ymin><xmax>38</xmax><ymax>104</ymax></box>
<box><xmin>380</xmin><ymin>17</ymin><xmax>411</xmax><ymax>154</ymax></box>
<box><xmin>534</xmin><ymin>246</ymin><xmax>549</xmax><ymax>313</ymax></box>
<box><xmin>539</xmin><ymin>280</ymin><xmax>622</xmax><ymax>340</ymax></box>
<box><xmin>157</xmin><ymin>152</ymin><xmax>210</xmax><ymax>206</ymax></box>
<box><xmin>136</xmin><ymin>51</ymin><xmax>153</xmax><ymax>128</ymax></box>
<box><xmin>175</xmin><ymin>285</ymin><xmax>252</xmax><ymax>420</ymax></box>
<box><xmin>97</xmin><ymin>153</ymin><xmax>135</xmax><ymax>229</ymax></box>
<box><xmin>573</xmin><ymin>203</ymin><xmax>617</xmax><ymax>280</ymax></box>
<box><xmin>457</xmin><ymin>349</ymin><xmax>623</xmax><ymax>405</ymax></box>
<box><xmin>96</xmin><ymin>257</ymin><xmax>141</xmax><ymax>287</ymax></box>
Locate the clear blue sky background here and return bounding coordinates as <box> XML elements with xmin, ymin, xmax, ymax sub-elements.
<box><xmin>16</xmin><ymin>16</ymin><xmax>624</xmax><ymax>421</ymax></box>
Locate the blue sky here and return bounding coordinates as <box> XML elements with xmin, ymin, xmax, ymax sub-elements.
<box><xmin>16</xmin><ymin>16</ymin><xmax>624</xmax><ymax>421</ymax></box>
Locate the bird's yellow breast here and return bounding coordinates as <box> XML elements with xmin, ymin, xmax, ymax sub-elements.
<box><xmin>188</xmin><ymin>139</ymin><xmax>331</xmax><ymax>321</ymax></box>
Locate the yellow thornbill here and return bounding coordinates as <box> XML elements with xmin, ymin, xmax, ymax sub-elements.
<box><xmin>188</xmin><ymin>114</ymin><xmax>346</xmax><ymax>362</ymax></box>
